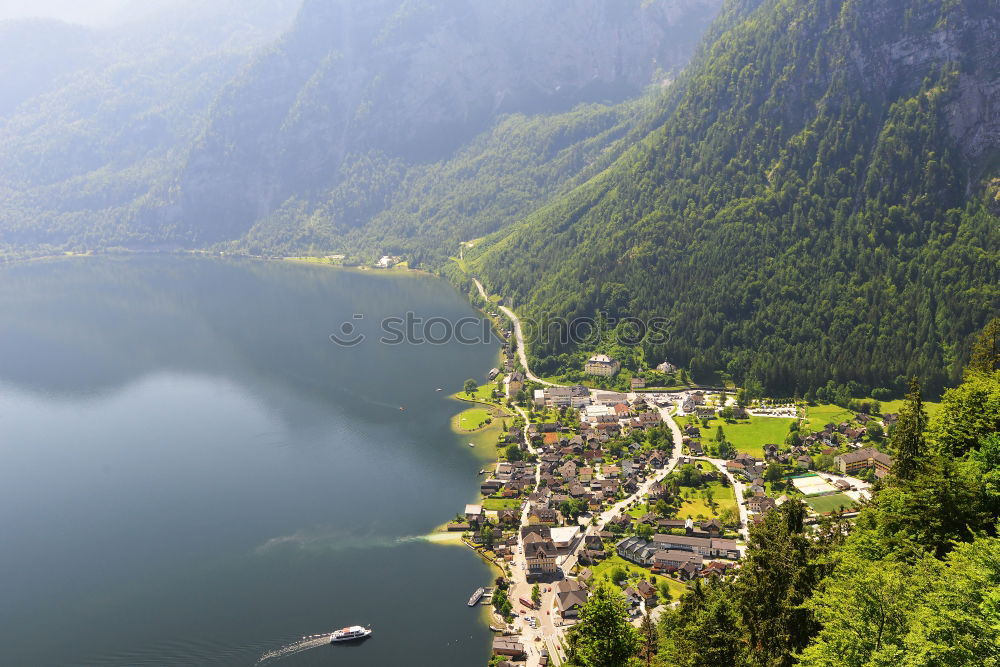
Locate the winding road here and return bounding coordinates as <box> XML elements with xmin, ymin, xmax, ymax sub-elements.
<box><xmin>473</xmin><ymin>278</ymin><xmax>558</xmax><ymax>387</ymax></box>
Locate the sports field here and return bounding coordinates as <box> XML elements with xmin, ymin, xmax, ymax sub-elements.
<box><xmin>806</xmin><ymin>493</ymin><xmax>856</xmax><ymax>514</ymax></box>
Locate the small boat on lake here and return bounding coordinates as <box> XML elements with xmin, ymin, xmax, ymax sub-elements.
<box><xmin>330</xmin><ymin>625</ymin><xmax>372</xmax><ymax>643</ymax></box>
<box><xmin>468</xmin><ymin>442</ymin><xmax>475</xmax><ymax>447</ymax></box>
<box><xmin>468</xmin><ymin>587</ymin><xmax>486</xmax><ymax>606</ymax></box>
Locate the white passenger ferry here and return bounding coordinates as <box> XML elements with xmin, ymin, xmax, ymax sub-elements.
<box><xmin>329</xmin><ymin>625</ymin><xmax>372</xmax><ymax>643</ymax></box>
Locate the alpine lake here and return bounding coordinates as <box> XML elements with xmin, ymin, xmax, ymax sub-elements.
<box><xmin>0</xmin><ymin>256</ymin><xmax>499</xmax><ymax>666</ymax></box>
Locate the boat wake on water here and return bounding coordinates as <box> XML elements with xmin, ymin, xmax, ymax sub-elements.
<box><xmin>255</xmin><ymin>633</ymin><xmax>330</xmax><ymax>664</ymax></box>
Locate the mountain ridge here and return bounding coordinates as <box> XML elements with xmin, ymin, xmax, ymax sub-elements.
<box><xmin>468</xmin><ymin>0</ymin><xmax>1000</xmax><ymax>395</ymax></box>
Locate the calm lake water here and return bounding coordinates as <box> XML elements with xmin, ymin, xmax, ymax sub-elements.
<box><xmin>0</xmin><ymin>256</ymin><xmax>497</xmax><ymax>666</ymax></box>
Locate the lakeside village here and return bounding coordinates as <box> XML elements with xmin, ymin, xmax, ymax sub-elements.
<box><xmin>442</xmin><ymin>306</ymin><xmax>900</xmax><ymax>667</ymax></box>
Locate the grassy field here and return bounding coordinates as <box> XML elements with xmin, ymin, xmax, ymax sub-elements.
<box><xmin>679</xmin><ymin>415</ymin><xmax>795</xmax><ymax>458</ymax></box>
<box><xmin>806</xmin><ymin>493</ymin><xmax>857</xmax><ymax>514</ymax></box>
<box><xmin>806</xmin><ymin>400</ymin><xmax>942</xmax><ymax>430</ymax></box>
<box><xmin>877</xmin><ymin>398</ymin><xmax>941</xmax><ymax>419</ymax></box>
<box><xmin>453</xmin><ymin>407</ymin><xmax>496</xmax><ymax>432</ymax></box>
<box><xmin>452</xmin><ymin>380</ymin><xmax>503</xmax><ymax>405</ymax></box>
<box><xmin>589</xmin><ymin>555</ymin><xmax>690</xmax><ymax>600</ymax></box>
<box><xmin>805</xmin><ymin>404</ymin><xmax>855</xmax><ymax>430</ymax></box>
<box><xmin>482</xmin><ymin>497</ymin><xmax>525</xmax><ymax>510</ymax></box>
<box><xmin>676</xmin><ymin>481</ymin><xmax>738</xmax><ymax>520</ymax></box>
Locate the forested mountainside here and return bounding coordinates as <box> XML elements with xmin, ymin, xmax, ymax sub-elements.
<box><xmin>470</xmin><ymin>0</ymin><xmax>1000</xmax><ymax>397</ymax></box>
<box><xmin>0</xmin><ymin>0</ymin><xmax>301</xmax><ymax>255</ymax></box>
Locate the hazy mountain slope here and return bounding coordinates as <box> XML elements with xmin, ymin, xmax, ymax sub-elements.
<box><xmin>0</xmin><ymin>0</ymin><xmax>723</xmax><ymax>256</ymax></box>
<box><xmin>0</xmin><ymin>20</ymin><xmax>96</xmax><ymax>117</ymax></box>
<box><xmin>150</xmin><ymin>0</ymin><xmax>722</xmax><ymax>245</ymax></box>
<box><xmin>470</xmin><ymin>0</ymin><xmax>1000</xmax><ymax>395</ymax></box>
<box><xmin>0</xmin><ymin>0</ymin><xmax>300</xmax><ymax>255</ymax></box>
<box><xmin>228</xmin><ymin>84</ymin><xmax>700</xmax><ymax>266</ymax></box>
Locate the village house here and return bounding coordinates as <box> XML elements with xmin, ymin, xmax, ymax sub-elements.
<box><xmin>656</xmin><ymin>361</ymin><xmax>677</xmax><ymax>373</ymax></box>
<box><xmin>694</xmin><ymin>406</ymin><xmax>717</xmax><ymax>419</ymax></box>
<box><xmin>653</xmin><ymin>549</ymin><xmax>704</xmax><ymax>576</ymax></box>
<box><xmin>636</xmin><ymin>579</ymin><xmax>657</xmax><ymax>602</ymax></box>
<box><xmin>554</xmin><ymin>580</ymin><xmax>589</xmax><ymax>618</ymax></box>
<box><xmin>657</xmin><ymin>518</ymin><xmax>688</xmax><ymax>532</ymax></box>
<box><xmin>699</xmin><ymin>519</ymin><xmax>723</xmax><ymax>537</ymax></box>
<box><xmin>497</xmin><ymin>508</ymin><xmax>519</xmax><ymax>526</ymax></box>
<box><xmin>701</xmin><ymin>560</ymin><xmax>737</xmax><ymax>579</ymax></box>
<box><xmin>507</xmin><ymin>370</ymin><xmax>524</xmax><ymax>396</ymax></box>
<box><xmin>632</xmin><ymin>411</ymin><xmax>663</xmax><ymax>428</ymax></box>
<box><xmin>465</xmin><ymin>504</ymin><xmax>484</xmax><ymax>525</ymax></box>
<box><xmin>527</xmin><ymin>506</ymin><xmax>557</xmax><ymax>525</ymax></box>
<box><xmin>647</xmin><ymin>481</ymin><xmax>668</xmax><ymax>500</ymax></box>
<box><xmin>630</xmin><ymin>377</ymin><xmax>646</xmax><ymax>389</ymax></box>
<box><xmin>747</xmin><ymin>494</ymin><xmax>776</xmax><ymax>514</ymax></box>
<box><xmin>493</xmin><ymin>638</ymin><xmax>525</xmax><ymax>658</ymax></box>
<box><xmin>613</xmin><ymin>402</ymin><xmax>633</xmax><ymax>418</ymax></box>
<box><xmin>584</xmin><ymin>354</ymin><xmax>621</xmax><ymax>376</ymax></box>
<box><xmin>649</xmin><ymin>450</ymin><xmax>666</xmax><ymax>468</ymax></box>
<box><xmin>623</xmin><ymin>586</ymin><xmax>643</xmax><ymax>609</ymax></box>
<box><xmin>524</xmin><ymin>533</ymin><xmax>559</xmax><ymax>578</ymax></box>
<box><xmin>481</xmin><ymin>478</ymin><xmax>504</xmax><ymax>495</ymax></box>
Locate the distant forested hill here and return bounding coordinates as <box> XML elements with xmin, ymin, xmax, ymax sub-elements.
<box><xmin>469</xmin><ymin>0</ymin><xmax>1000</xmax><ymax>396</ymax></box>
<box><xmin>0</xmin><ymin>0</ymin><xmax>301</xmax><ymax>255</ymax></box>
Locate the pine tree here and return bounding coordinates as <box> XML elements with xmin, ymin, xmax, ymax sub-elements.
<box><xmin>639</xmin><ymin>608</ymin><xmax>658</xmax><ymax>667</ymax></box>
<box><xmin>891</xmin><ymin>377</ymin><xmax>928</xmax><ymax>482</ymax></box>
<box><xmin>967</xmin><ymin>316</ymin><xmax>1000</xmax><ymax>375</ymax></box>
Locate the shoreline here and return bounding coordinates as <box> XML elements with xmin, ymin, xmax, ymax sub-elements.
<box><xmin>0</xmin><ymin>248</ymin><xmax>440</xmax><ymax>279</ymax></box>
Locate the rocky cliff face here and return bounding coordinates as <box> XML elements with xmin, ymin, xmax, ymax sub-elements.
<box><xmin>858</xmin><ymin>1</ymin><xmax>1000</xmax><ymax>167</ymax></box>
<box><xmin>163</xmin><ymin>0</ymin><xmax>722</xmax><ymax>243</ymax></box>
